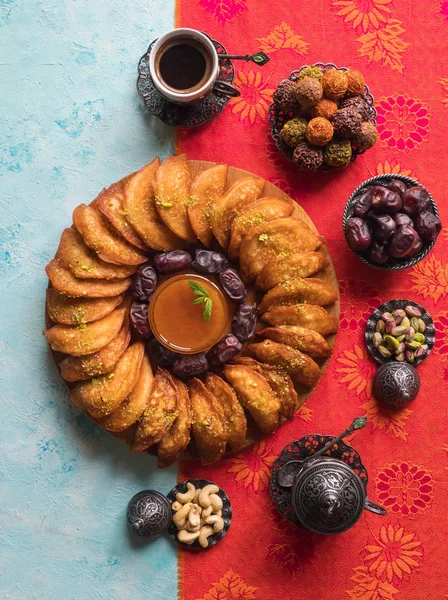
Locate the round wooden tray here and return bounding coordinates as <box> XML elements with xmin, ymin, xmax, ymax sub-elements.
<box><xmin>46</xmin><ymin>159</ymin><xmax>340</xmax><ymax>458</ymax></box>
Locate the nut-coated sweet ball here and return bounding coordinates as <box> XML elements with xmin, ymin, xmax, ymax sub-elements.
<box><xmin>295</xmin><ymin>77</ymin><xmax>323</xmax><ymax>108</ymax></box>
<box><xmin>293</xmin><ymin>142</ymin><xmax>324</xmax><ymax>171</ymax></box>
<box><xmin>353</xmin><ymin>121</ymin><xmax>378</xmax><ymax>150</ymax></box>
<box><xmin>322</xmin><ymin>69</ymin><xmax>348</xmax><ymax>100</ymax></box>
<box><xmin>280</xmin><ymin>117</ymin><xmax>307</xmax><ymax>147</ymax></box>
<box><xmin>306</xmin><ymin>117</ymin><xmax>334</xmax><ymax>147</ymax></box>
<box><xmin>323</xmin><ymin>140</ymin><xmax>352</xmax><ymax>167</ymax></box>
<box><xmin>297</xmin><ymin>66</ymin><xmax>323</xmax><ymax>82</ymax></box>
<box><xmin>311</xmin><ymin>98</ymin><xmax>339</xmax><ymax>120</ymax></box>
<box><xmin>273</xmin><ymin>79</ymin><xmax>298</xmax><ymax>112</ymax></box>
<box><xmin>331</xmin><ymin>107</ymin><xmax>363</xmax><ymax>139</ymax></box>
<box><xmin>345</xmin><ymin>70</ymin><xmax>365</xmax><ymax>97</ymax></box>
<box><xmin>340</xmin><ymin>96</ymin><xmax>369</xmax><ymax>121</ymax></box>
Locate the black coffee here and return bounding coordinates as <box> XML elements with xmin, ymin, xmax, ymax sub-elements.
<box><xmin>158</xmin><ymin>42</ymin><xmax>208</xmax><ymax>91</ymax></box>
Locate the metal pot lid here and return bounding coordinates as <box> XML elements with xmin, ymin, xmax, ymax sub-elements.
<box><xmin>292</xmin><ymin>458</ymin><xmax>366</xmax><ymax>535</ymax></box>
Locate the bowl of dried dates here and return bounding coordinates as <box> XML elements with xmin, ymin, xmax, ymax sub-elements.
<box><xmin>343</xmin><ymin>174</ymin><xmax>441</xmax><ymax>270</ymax></box>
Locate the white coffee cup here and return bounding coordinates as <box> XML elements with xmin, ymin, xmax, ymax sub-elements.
<box><xmin>149</xmin><ymin>28</ymin><xmax>240</xmax><ymax>105</ymax></box>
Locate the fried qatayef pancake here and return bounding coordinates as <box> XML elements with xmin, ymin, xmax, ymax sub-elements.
<box><xmin>205</xmin><ymin>373</ymin><xmax>247</xmax><ymax>452</ymax></box>
<box><xmin>123</xmin><ymin>158</ymin><xmax>185</xmax><ymax>251</ymax></box>
<box><xmin>43</xmin><ymin>303</ymin><xmax>127</xmax><ymax>356</ymax></box>
<box><xmin>188</xmin><ymin>164</ymin><xmax>228</xmax><ymax>248</ymax></box>
<box><xmin>261</xmin><ymin>304</ymin><xmax>339</xmax><ymax>336</ymax></box>
<box><xmin>223</xmin><ymin>364</ymin><xmax>280</xmax><ymax>435</ymax></box>
<box><xmin>96</xmin><ymin>183</ymin><xmax>149</xmax><ymax>251</ymax></box>
<box><xmin>158</xmin><ymin>378</ymin><xmax>192</xmax><ymax>468</ymax></box>
<box><xmin>46</xmin><ymin>289</ymin><xmax>125</xmax><ymax>325</ymax></box>
<box><xmin>96</xmin><ymin>354</ymin><xmax>153</xmax><ymax>432</ymax></box>
<box><xmin>60</xmin><ymin>317</ymin><xmax>131</xmax><ymax>381</ymax></box>
<box><xmin>258</xmin><ymin>278</ymin><xmax>338</xmax><ymax>313</ymax></box>
<box><xmin>71</xmin><ymin>341</ymin><xmax>145</xmax><ymax>418</ymax></box>
<box><xmin>248</xmin><ymin>340</ymin><xmax>321</xmax><ymax>388</ymax></box>
<box><xmin>189</xmin><ymin>377</ymin><xmax>228</xmax><ymax>465</ymax></box>
<box><xmin>239</xmin><ymin>217</ymin><xmax>324</xmax><ymax>282</ymax></box>
<box><xmin>255</xmin><ymin>252</ymin><xmax>329</xmax><ymax>291</ymax></box>
<box><xmin>46</xmin><ymin>259</ymin><xmax>132</xmax><ymax>298</ymax></box>
<box><xmin>73</xmin><ymin>204</ymin><xmax>148</xmax><ymax>266</ymax></box>
<box><xmin>232</xmin><ymin>357</ymin><xmax>300</xmax><ymax>422</ymax></box>
<box><xmin>56</xmin><ymin>228</ymin><xmax>136</xmax><ymax>280</ymax></box>
<box><xmin>132</xmin><ymin>367</ymin><xmax>179</xmax><ymax>452</ymax></box>
<box><xmin>258</xmin><ymin>326</ymin><xmax>332</xmax><ymax>358</ymax></box>
<box><xmin>210</xmin><ymin>176</ymin><xmax>265</xmax><ymax>250</ymax></box>
<box><xmin>153</xmin><ymin>154</ymin><xmax>196</xmax><ymax>243</ymax></box>
<box><xmin>228</xmin><ymin>197</ymin><xmax>293</xmax><ymax>260</ymax></box>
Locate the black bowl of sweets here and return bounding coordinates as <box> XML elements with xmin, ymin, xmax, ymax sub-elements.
<box><xmin>269</xmin><ymin>62</ymin><xmax>377</xmax><ymax>171</ymax></box>
<box><xmin>343</xmin><ymin>174</ymin><xmax>441</xmax><ymax>270</ymax></box>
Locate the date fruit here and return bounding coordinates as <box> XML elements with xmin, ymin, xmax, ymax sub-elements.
<box><xmin>389</xmin><ymin>225</ymin><xmax>422</xmax><ymax>259</ymax></box>
<box><xmin>219</xmin><ymin>267</ymin><xmax>247</xmax><ymax>304</ymax></box>
<box><xmin>353</xmin><ymin>190</ymin><xmax>372</xmax><ymax>218</ymax></box>
<box><xmin>393</xmin><ymin>212</ymin><xmax>413</xmax><ymax>228</ymax></box>
<box><xmin>146</xmin><ymin>339</ymin><xmax>179</xmax><ymax>367</ymax></box>
<box><xmin>387</xmin><ymin>179</ymin><xmax>407</xmax><ymax>195</ymax></box>
<box><xmin>413</xmin><ymin>211</ymin><xmax>442</xmax><ymax>241</ymax></box>
<box><xmin>345</xmin><ymin>217</ymin><xmax>372</xmax><ymax>251</ymax></box>
<box><xmin>130</xmin><ymin>302</ymin><xmax>153</xmax><ymax>339</ymax></box>
<box><xmin>401</xmin><ymin>186</ymin><xmax>431</xmax><ymax>215</ymax></box>
<box><xmin>154</xmin><ymin>250</ymin><xmax>192</xmax><ymax>273</ymax></box>
<box><xmin>172</xmin><ymin>353</ymin><xmax>209</xmax><ymax>379</ymax></box>
<box><xmin>207</xmin><ymin>334</ymin><xmax>242</xmax><ymax>367</ymax></box>
<box><xmin>368</xmin><ymin>186</ymin><xmax>402</xmax><ymax>214</ymax></box>
<box><xmin>191</xmin><ymin>249</ymin><xmax>228</xmax><ymax>274</ymax></box>
<box><xmin>131</xmin><ymin>264</ymin><xmax>158</xmax><ymax>302</ymax></box>
<box><xmin>232</xmin><ymin>304</ymin><xmax>258</xmax><ymax>342</ymax></box>
<box><xmin>368</xmin><ymin>213</ymin><xmax>396</xmax><ymax>242</ymax></box>
<box><xmin>368</xmin><ymin>242</ymin><xmax>389</xmax><ymax>265</ymax></box>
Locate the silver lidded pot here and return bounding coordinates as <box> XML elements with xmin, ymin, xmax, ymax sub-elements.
<box><xmin>271</xmin><ymin>417</ymin><xmax>386</xmax><ymax>535</ymax></box>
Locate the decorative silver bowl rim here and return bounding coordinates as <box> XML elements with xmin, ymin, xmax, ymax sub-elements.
<box><xmin>342</xmin><ymin>174</ymin><xmax>440</xmax><ymax>271</ymax></box>
<box><xmin>365</xmin><ymin>298</ymin><xmax>436</xmax><ymax>366</ymax></box>
<box><xmin>268</xmin><ymin>62</ymin><xmax>377</xmax><ymax>170</ymax></box>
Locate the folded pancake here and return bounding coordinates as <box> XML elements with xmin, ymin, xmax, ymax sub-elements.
<box><xmin>132</xmin><ymin>367</ymin><xmax>178</xmax><ymax>452</ymax></box>
<box><xmin>46</xmin><ymin>259</ymin><xmax>132</xmax><ymax>298</ymax></box>
<box><xmin>153</xmin><ymin>154</ymin><xmax>196</xmax><ymax>243</ymax></box>
<box><xmin>56</xmin><ymin>228</ymin><xmax>136</xmax><ymax>280</ymax></box>
<box><xmin>73</xmin><ymin>204</ymin><xmax>148</xmax><ymax>266</ymax></box>
<box><xmin>188</xmin><ymin>164</ymin><xmax>228</xmax><ymax>248</ymax></box>
<box><xmin>239</xmin><ymin>217</ymin><xmax>324</xmax><ymax>282</ymax></box>
<box><xmin>210</xmin><ymin>176</ymin><xmax>264</xmax><ymax>250</ymax></box>
<box><xmin>232</xmin><ymin>356</ymin><xmax>300</xmax><ymax>421</ymax></box>
<box><xmin>228</xmin><ymin>196</ymin><xmax>293</xmax><ymax>260</ymax></box>
<box><xmin>189</xmin><ymin>377</ymin><xmax>228</xmax><ymax>465</ymax></box>
<box><xmin>96</xmin><ymin>354</ymin><xmax>153</xmax><ymax>432</ymax></box>
<box><xmin>261</xmin><ymin>304</ymin><xmax>339</xmax><ymax>336</ymax></box>
<box><xmin>60</xmin><ymin>317</ymin><xmax>131</xmax><ymax>381</ymax></box>
<box><xmin>96</xmin><ymin>182</ymin><xmax>149</xmax><ymax>250</ymax></box>
<box><xmin>223</xmin><ymin>364</ymin><xmax>280</xmax><ymax>435</ymax></box>
<box><xmin>71</xmin><ymin>341</ymin><xmax>145</xmax><ymax>418</ymax></box>
<box><xmin>255</xmin><ymin>252</ymin><xmax>329</xmax><ymax>291</ymax></box>
<box><xmin>43</xmin><ymin>303</ymin><xmax>127</xmax><ymax>356</ymax></box>
<box><xmin>205</xmin><ymin>373</ymin><xmax>247</xmax><ymax>452</ymax></box>
<box><xmin>46</xmin><ymin>289</ymin><xmax>125</xmax><ymax>325</ymax></box>
<box><xmin>257</xmin><ymin>325</ymin><xmax>332</xmax><ymax>358</ymax></box>
<box><xmin>123</xmin><ymin>157</ymin><xmax>186</xmax><ymax>251</ymax></box>
<box><xmin>258</xmin><ymin>278</ymin><xmax>338</xmax><ymax>313</ymax></box>
<box><xmin>157</xmin><ymin>377</ymin><xmax>192</xmax><ymax>468</ymax></box>
<box><xmin>248</xmin><ymin>340</ymin><xmax>321</xmax><ymax>388</ymax></box>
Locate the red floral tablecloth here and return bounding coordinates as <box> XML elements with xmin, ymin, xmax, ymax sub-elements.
<box><xmin>175</xmin><ymin>1</ymin><xmax>448</xmax><ymax>598</ymax></box>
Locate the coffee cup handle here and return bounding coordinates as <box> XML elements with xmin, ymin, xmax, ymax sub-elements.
<box><xmin>212</xmin><ymin>80</ymin><xmax>241</xmax><ymax>99</ymax></box>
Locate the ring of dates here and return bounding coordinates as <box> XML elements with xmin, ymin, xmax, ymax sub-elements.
<box><xmin>130</xmin><ymin>249</ymin><xmax>258</xmax><ymax>378</ymax></box>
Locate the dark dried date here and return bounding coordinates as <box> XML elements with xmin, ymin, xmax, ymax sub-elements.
<box><xmin>219</xmin><ymin>267</ymin><xmax>247</xmax><ymax>304</ymax></box>
<box><xmin>146</xmin><ymin>339</ymin><xmax>179</xmax><ymax>367</ymax></box>
<box><xmin>345</xmin><ymin>217</ymin><xmax>372</xmax><ymax>251</ymax></box>
<box><xmin>232</xmin><ymin>304</ymin><xmax>258</xmax><ymax>342</ymax></box>
<box><xmin>154</xmin><ymin>250</ymin><xmax>192</xmax><ymax>273</ymax></box>
<box><xmin>207</xmin><ymin>334</ymin><xmax>242</xmax><ymax>367</ymax></box>
<box><xmin>191</xmin><ymin>249</ymin><xmax>228</xmax><ymax>274</ymax></box>
<box><xmin>130</xmin><ymin>302</ymin><xmax>153</xmax><ymax>339</ymax></box>
<box><xmin>172</xmin><ymin>353</ymin><xmax>209</xmax><ymax>379</ymax></box>
<box><xmin>131</xmin><ymin>264</ymin><xmax>158</xmax><ymax>302</ymax></box>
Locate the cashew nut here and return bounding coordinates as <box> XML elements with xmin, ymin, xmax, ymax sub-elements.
<box><xmin>198</xmin><ymin>485</ymin><xmax>220</xmax><ymax>508</ymax></box>
<box><xmin>186</xmin><ymin>522</ymin><xmax>201</xmax><ymax>533</ymax></box>
<box><xmin>176</xmin><ymin>482</ymin><xmax>196</xmax><ymax>504</ymax></box>
<box><xmin>178</xmin><ymin>529</ymin><xmax>200</xmax><ymax>544</ymax></box>
<box><xmin>205</xmin><ymin>515</ymin><xmax>224</xmax><ymax>533</ymax></box>
<box><xmin>188</xmin><ymin>504</ymin><xmax>201</xmax><ymax>529</ymax></box>
<box><xmin>198</xmin><ymin>525</ymin><xmax>215</xmax><ymax>548</ymax></box>
<box><xmin>193</xmin><ymin>488</ymin><xmax>201</xmax><ymax>504</ymax></box>
<box><xmin>172</xmin><ymin>501</ymin><xmax>182</xmax><ymax>512</ymax></box>
<box><xmin>216</xmin><ymin>510</ymin><xmax>222</xmax><ymax>517</ymax></box>
<box><xmin>202</xmin><ymin>505</ymin><xmax>213</xmax><ymax>519</ymax></box>
<box><xmin>173</xmin><ymin>502</ymin><xmax>192</xmax><ymax>529</ymax></box>
<box><xmin>209</xmin><ymin>494</ymin><xmax>223</xmax><ymax>512</ymax></box>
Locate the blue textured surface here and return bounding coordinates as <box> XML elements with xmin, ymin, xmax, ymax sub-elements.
<box><xmin>0</xmin><ymin>2</ymin><xmax>179</xmax><ymax>599</ymax></box>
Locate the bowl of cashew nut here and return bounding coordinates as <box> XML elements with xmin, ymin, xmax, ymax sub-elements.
<box><xmin>167</xmin><ymin>479</ymin><xmax>232</xmax><ymax>550</ymax></box>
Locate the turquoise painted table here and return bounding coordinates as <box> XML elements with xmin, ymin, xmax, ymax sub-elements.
<box><xmin>0</xmin><ymin>2</ymin><xmax>179</xmax><ymax>598</ymax></box>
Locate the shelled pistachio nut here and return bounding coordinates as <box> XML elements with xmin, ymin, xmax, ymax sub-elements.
<box><xmin>405</xmin><ymin>305</ymin><xmax>422</xmax><ymax>318</ymax></box>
